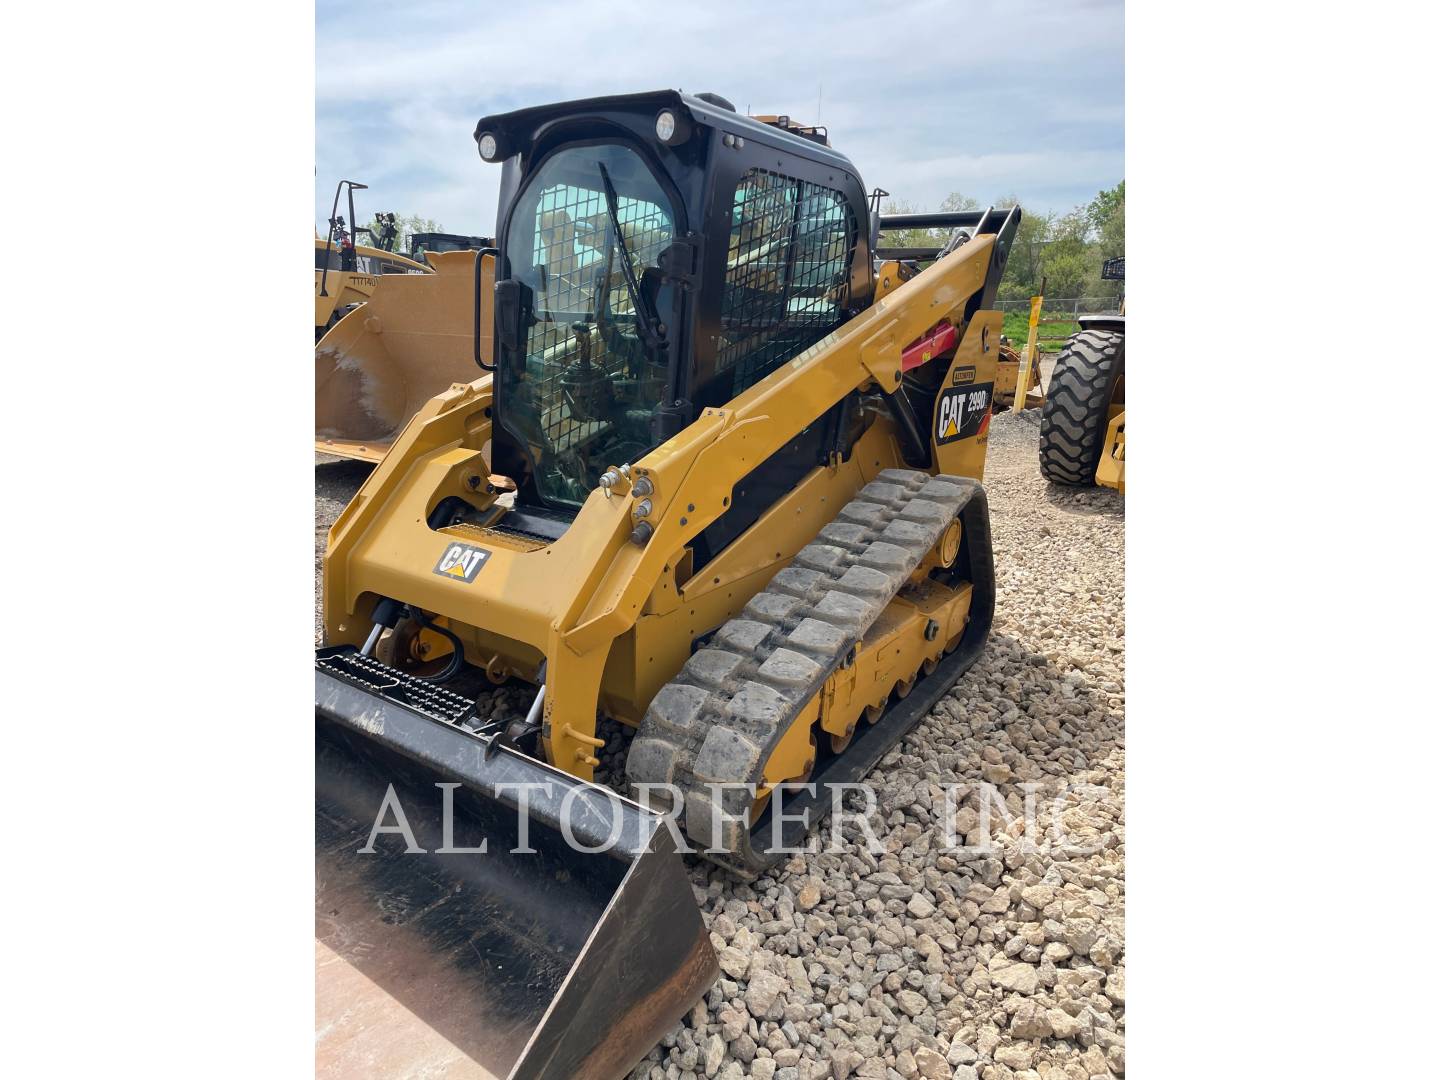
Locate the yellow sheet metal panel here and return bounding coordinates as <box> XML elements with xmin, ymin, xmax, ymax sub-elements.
<box><xmin>314</xmin><ymin>239</ymin><xmax>432</xmax><ymax>330</ymax></box>
<box><xmin>315</xmin><ymin>251</ymin><xmax>482</xmax><ymax>458</ymax></box>
<box><xmin>1095</xmin><ymin>409</ymin><xmax>1125</xmax><ymax>492</ymax></box>
<box><xmin>931</xmin><ymin>310</ymin><xmax>1002</xmax><ymax>480</ymax></box>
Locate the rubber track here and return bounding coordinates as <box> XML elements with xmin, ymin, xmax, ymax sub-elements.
<box><xmin>1038</xmin><ymin>329</ymin><xmax>1124</xmax><ymax>486</ymax></box>
<box><xmin>625</xmin><ymin>469</ymin><xmax>984</xmax><ymax>873</ymax></box>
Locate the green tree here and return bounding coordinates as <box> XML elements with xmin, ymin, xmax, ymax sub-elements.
<box><xmin>996</xmin><ymin>195</ymin><xmax>1053</xmax><ymax>302</ymax></box>
<box><xmin>1037</xmin><ymin>209</ymin><xmax>1093</xmax><ymax>297</ymax></box>
<box><xmin>878</xmin><ymin>192</ymin><xmax>982</xmax><ymax>252</ymax></box>
<box><xmin>396</xmin><ymin>214</ymin><xmax>443</xmax><ymax>256</ymax></box>
<box><xmin>873</xmin><ymin>184</ymin><xmax>1124</xmax><ymax>304</ymax></box>
<box><xmin>357</xmin><ymin>212</ymin><xmax>443</xmax><ymax>255</ymax></box>
<box><xmin>877</xmin><ymin>197</ymin><xmax>941</xmax><ymax>250</ymax></box>
<box><xmin>1087</xmin><ymin>181</ymin><xmax>1125</xmax><ymax>256</ymax></box>
<box><xmin>1086</xmin><ymin>182</ymin><xmax>1125</xmax><ymax>299</ymax></box>
<box><xmin>996</xmin><ymin>184</ymin><xmax>1125</xmax><ymax>302</ymax></box>
<box><xmin>939</xmin><ymin>192</ymin><xmax>980</xmax><ymax>213</ymax></box>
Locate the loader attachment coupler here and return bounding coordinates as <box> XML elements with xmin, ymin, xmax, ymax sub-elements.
<box><xmin>315</xmin><ymin>650</ymin><xmax>717</xmax><ymax>1080</ymax></box>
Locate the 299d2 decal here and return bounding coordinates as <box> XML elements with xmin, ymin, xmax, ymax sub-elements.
<box><xmin>935</xmin><ymin>382</ymin><xmax>994</xmax><ymax>445</ymax></box>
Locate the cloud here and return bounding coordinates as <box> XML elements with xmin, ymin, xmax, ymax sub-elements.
<box><xmin>316</xmin><ymin>0</ymin><xmax>1122</xmax><ymax>234</ymax></box>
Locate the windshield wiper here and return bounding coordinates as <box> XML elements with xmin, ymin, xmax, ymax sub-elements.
<box><xmin>595</xmin><ymin>161</ymin><xmax>665</xmax><ymax>351</ymax></box>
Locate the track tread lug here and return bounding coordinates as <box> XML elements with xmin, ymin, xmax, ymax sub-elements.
<box><xmin>629</xmin><ymin>467</ymin><xmax>989</xmax><ymax>876</ymax></box>
<box><xmin>680</xmin><ymin>649</ymin><xmax>746</xmax><ymax>690</ymax></box>
<box><xmin>786</xmin><ymin>617</ymin><xmax>850</xmax><ymax>655</ymax></box>
<box><xmin>715</xmin><ymin>619</ymin><xmax>774</xmax><ymax>653</ymax></box>
<box><xmin>648</xmin><ymin>683</ymin><xmax>712</xmax><ymax>734</ymax></box>
<box><xmin>756</xmin><ymin>647</ymin><xmax>824</xmax><ymax>687</ymax></box>
<box><xmin>793</xmin><ymin>544</ymin><xmax>848</xmax><ymax>574</ymax></box>
<box><xmin>693</xmin><ymin>727</ymin><xmax>763</xmax><ymax>784</ymax></box>
<box><xmin>770</xmin><ymin>566</ymin><xmax>828</xmax><ymax>599</ymax></box>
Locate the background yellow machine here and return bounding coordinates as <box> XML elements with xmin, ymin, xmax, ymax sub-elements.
<box><xmin>315</xmin><ymin>90</ymin><xmax>1020</xmax><ymax>1079</ymax></box>
<box><xmin>314</xmin><ymin>179</ymin><xmax>431</xmax><ymax>339</ymax></box>
<box><xmin>1038</xmin><ymin>256</ymin><xmax>1125</xmax><ymax>491</ymax></box>
<box><xmin>315</xmin><ymin>246</ymin><xmax>494</xmax><ymax>461</ymax></box>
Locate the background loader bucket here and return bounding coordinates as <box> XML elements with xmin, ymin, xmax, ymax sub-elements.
<box><xmin>315</xmin><ymin>249</ymin><xmax>494</xmax><ymax>463</ymax></box>
<box><xmin>316</xmin><ymin>661</ymin><xmax>716</xmax><ymax>1080</ymax></box>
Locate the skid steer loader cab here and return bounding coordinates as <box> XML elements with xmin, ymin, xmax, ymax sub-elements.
<box><xmin>318</xmin><ymin>90</ymin><xmax>1020</xmax><ymax>1079</ymax></box>
<box><xmin>481</xmin><ymin>90</ymin><xmax>873</xmax><ymax>514</ymax></box>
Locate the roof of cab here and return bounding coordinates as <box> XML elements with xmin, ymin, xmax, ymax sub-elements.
<box><xmin>475</xmin><ymin>90</ymin><xmax>858</xmax><ymax>176</ymax></box>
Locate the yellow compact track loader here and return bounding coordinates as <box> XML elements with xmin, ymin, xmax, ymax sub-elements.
<box><xmin>1038</xmin><ymin>257</ymin><xmax>1125</xmax><ymax>491</ymax></box>
<box><xmin>315</xmin><ymin>179</ymin><xmax>432</xmax><ymax>340</ymax></box>
<box><xmin>316</xmin><ymin>90</ymin><xmax>1020</xmax><ymax>1079</ymax></box>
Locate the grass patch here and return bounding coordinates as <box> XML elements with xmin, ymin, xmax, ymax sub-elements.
<box><xmin>1002</xmin><ymin>310</ymin><xmax>1080</xmax><ymax>352</ymax></box>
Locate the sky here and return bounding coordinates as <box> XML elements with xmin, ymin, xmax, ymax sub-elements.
<box><xmin>315</xmin><ymin>0</ymin><xmax>1123</xmax><ymax>238</ymax></box>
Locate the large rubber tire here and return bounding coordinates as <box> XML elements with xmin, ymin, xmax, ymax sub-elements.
<box><xmin>1039</xmin><ymin>329</ymin><xmax>1125</xmax><ymax>486</ymax></box>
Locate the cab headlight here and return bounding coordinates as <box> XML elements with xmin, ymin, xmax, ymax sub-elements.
<box><xmin>476</xmin><ymin>130</ymin><xmax>507</xmax><ymax>162</ymax></box>
<box><xmin>655</xmin><ymin>108</ymin><xmax>690</xmax><ymax>146</ymax></box>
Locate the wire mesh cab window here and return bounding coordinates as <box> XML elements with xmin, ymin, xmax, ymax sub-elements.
<box><xmin>500</xmin><ymin>144</ymin><xmax>676</xmax><ymax>507</ymax></box>
<box><xmin>715</xmin><ymin>170</ymin><xmax>856</xmax><ymax>397</ymax></box>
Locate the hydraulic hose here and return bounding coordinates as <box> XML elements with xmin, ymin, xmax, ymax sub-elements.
<box><xmin>406</xmin><ymin>607</ymin><xmax>466</xmax><ymax>683</ymax></box>
<box><xmin>881</xmin><ymin>386</ymin><xmax>931</xmax><ymax>469</ymax></box>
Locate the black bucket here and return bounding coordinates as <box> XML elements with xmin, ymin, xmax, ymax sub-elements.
<box><xmin>315</xmin><ymin>660</ymin><xmax>716</xmax><ymax>1079</ymax></box>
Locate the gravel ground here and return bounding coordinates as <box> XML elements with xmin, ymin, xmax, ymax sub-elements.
<box><xmin>313</xmin><ymin>400</ymin><xmax>1125</xmax><ymax>1080</ymax></box>
<box><xmin>315</xmin><ymin>454</ymin><xmax>373</xmax><ymax>643</ymax></box>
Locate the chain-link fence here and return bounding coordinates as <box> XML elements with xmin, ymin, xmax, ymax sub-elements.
<box><xmin>994</xmin><ymin>297</ymin><xmax>1123</xmax><ymax>316</ymax></box>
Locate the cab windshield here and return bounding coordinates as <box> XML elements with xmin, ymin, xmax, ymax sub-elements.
<box><xmin>499</xmin><ymin>143</ymin><xmax>676</xmax><ymax>507</ymax></box>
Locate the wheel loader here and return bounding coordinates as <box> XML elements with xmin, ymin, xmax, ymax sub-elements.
<box><xmin>315</xmin><ymin>179</ymin><xmax>432</xmax><ymax>340</ymax></box>
<box><xmin>315</xmin><ymin>90</ymin><xmax>1019</xmax><ymax>1079</ymax></box>
<box><xmin>1038</xmin><ymin>256</ymin><xmax>1125</xmax><ymax>491</ymax></box>
<box><xmin>316</xmin><ymin>235</ymin><xmax>495</xmax><ymax>463</ymax></box>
